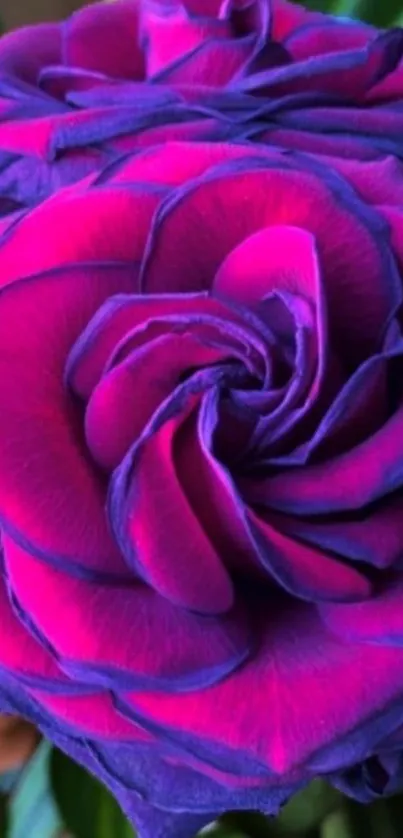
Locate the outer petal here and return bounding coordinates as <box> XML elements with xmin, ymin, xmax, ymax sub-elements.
<box><xmin>0</xmin><ymin>576</ymin><xmax>67</xmax><ymax>688</ymax></box>
<box><xmin>27</xmin><ymin>691</ymin><xmax>151</xmax><ymax>742</ymax></box>
<box><xmin>123</xmin><ymin>600</ymin><xmax>403</xmax><ymax>776</ymax></box>
<box><xmin>0</xmin><ymin>184</ymin><xmax>162</xmax><ymax>285</ymax></box>
<box><xmin>152</xmin><ymin>36</ymin><xmax>256</xmax><ymax>86</ymax></box>
<box><xmin>271</xmin><ymin>0</ymin><xmax>322</xmax><ymax>41</ymax></box>
<box><xmin>64</xmin><ymin>1</ymin><xmax>144</xmax><ymax>80</ymax></box>
<box><xmin>0</xmin><ymin>24</ymin><xmax>61</xmax><ymax>82</ymax></box>
<box><xmin>285</xmin><ymin>19</ymin><xmax>374</xmax><ymax>62</ymax></box>
<box><xmin>3</xmin><ymin>535</ymin><xmax>251</xmax><ymax>692</ymax></box>
<box><xmin>234</xmin><ymin>30</ymin><xmax>403</xmax><ymax>99</ymax></box>
<box><xmin>0</xmin><ymin>264</ymin><xmax>137</xmax><ymax>577</ymax></box>
<box><xmin>141</xmin><ymin>3</ymin><xmax>231</xmax><ymax>77</ymax></box>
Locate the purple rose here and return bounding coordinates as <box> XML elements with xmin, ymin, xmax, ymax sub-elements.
<box><xmin>1</xmin><ymin>138</ymin><xmax>403</xmax><ymax>835</ymax></box>
<box><xmin>1</xmin><ymin>0</ymin><xmax>403</xmax><ymax>212</ymax></box>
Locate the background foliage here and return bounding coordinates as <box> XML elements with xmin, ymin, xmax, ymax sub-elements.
<box><xmin>1</xmin><ymin>0</ymin><xmax>403</xmax><ymax>835</ymax></box>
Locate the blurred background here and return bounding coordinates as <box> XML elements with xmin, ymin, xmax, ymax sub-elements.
<box><xmin>0</xmin><ymin>0</ymin><xmax>90</xmax><ymax>31</ymax></box>
<box><xmin>1</xmin><ymin>0</ymin><xmax>403</xmax><ymax>835</ymax></box>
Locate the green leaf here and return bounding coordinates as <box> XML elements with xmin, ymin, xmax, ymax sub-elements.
<box><xmin>0</xmin><ymin>795</ymin><xmax>8</xmax><ymax>838</ymax></box>
<box><xmin>275</xmin><ymin>781</ymin><xmax>341</xmax><ymax>834</ymax></box>
<box><xmin>50</xmin><ymin>747</ymin><xmax>135</xmax><ymax>838</ymax></box>
<box><xmin>220</xmin><ymin>811</ymin><xmax>273</xmax><ymax>836</ymax></box>
<box><xmin>205</xmin><ymin>828</ymin><xmax>250</xmax><ymax>838</ymax></box>
<box><xmin>97</xmin><ymin>785</ymin><xmax>135</xmax><ymax>838</ymax></box>
<box><xmin>293</xmin><ymin>0</ymin><xmax>342</xmax><ymax>10</ymax></box>
<box><xmin>334</xmin><ymin>0</ymin><xmax>403</xmax><ymax>25</ymax></box>
<box><xmin>321</xmin><ymin>809</ymin><xmax>356</xmax><ymax>838</ymax></box>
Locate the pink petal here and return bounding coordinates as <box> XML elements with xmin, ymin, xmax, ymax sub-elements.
<box><xmin>214</xmin><ymin>225</ymin><xmax>321</xmax><ymax>305</ymax></box>
<box><xmin>28</xmin><ymin>690</ymin><xmax>150</xmax><ymax>740</ymax></box>
<box><xmin>0</xmin><ymin>186</ymin><xmax>162</xmax><ymax>286</ymax></box>
<box><xmin>260</xmin><ymin>126</ymin><xmax>381</xmax><ymax>160</ymax></box>
<box><xmin>153</xmin><ymin>37</ymin><xmax>255</xmax><ymax>86</ymax></box>
<box><xmin>0</xmin><ymin>264</ymin><xmax>136</xmax><ymax>576</ymax></box>
<box><xmin>183</xmin><ymin>0</ymin><xmax>223</xmax><ymax>14</ymax></box>
<box><xmin>247</xmin><ymin>400</ymin><xmax>403</xmax><ymax>515</ymax></box>
<box><xmin>111</xmin><ymin>117</ymin><xmax>227</xmax><ymax>150</ymax></box>
<box><xmin>286</xmin><ymin>20</ymin><xmax>374</xmax><ymax>62</ymax></box>
<box><xmin>141</xmin><ymin>156</ymin><xmax>396</xmax><ymax>360</ymax></box>
<box><xmin>272</xmin><ymin>497</ymin><xmax>403</xmax><ymax>571</ymax></box>
<box><xmin>4</xmin><ymin>536</ymin><xmax>249</xmax><ymax>691</ymax></box>
<box><xmin>240</xmin><ymin>31</ymin><xmax>403</xmax><ymax>100</ymax></box>
<box><xmin>111</xmin><ymin>389</ymin><xmax>235</xmax><ymax>614</ymax></box>
<box><xmin>64</xmin><ymin>1</ymin><xmax>144</xmax><ymax>80</ymax></box>
<box><xmin>319</xmin><ymin>155</ymin><xmax>403</xmax><ymax>207</ymax></box>
<box><xmin>66</xmin><ymin>291</ymin><xmax>248</xmax><ymax>399</ymax></box>
<box><xmin>367</xmin><ymin>63</ymin><xmax>403</xmax><ymax>103</ymax></box>
<box><xmin>142</xmin><ymin>4</ymin><xmax>231</xmax><ymax>76</ymax></box>
<box><xmin>247</xmin><ymin>508</ymin><xmax>371</xmax><ymax>602</ymax></box>
<box><xmin>105</xmin><ymin>140</ymin><xmax>262</xmax><ymax>187</ymax></box>
<box><xmin>320</xmin><ymin>579</ymin><xmax>403</xmax><ymax>644</ymax></box>
<box><xmin>127</xmin><ymin>600</ymin><xmax>403</xmax><ymax>774</ymax></box>
<box><xmin>0</xmin><ymin>23</ymin><xmax>61</xmax><ymax>82</ymax></box>
<box><xmin>0</xmin><ymin>577</ymin><xmax>62</xmax><ymax>683</ymax></box>
<box><xmin>381</xmin><ymin>206</ymin><xmax>403</xmax><ymax>271</ymax></box>
<box><xmin>271</xmin><ymin>0</ymin><xmax>322</xmax><ymax>41</ymax></box>
<box><xmin>85</xmin><ymin>330</ymin><xmax>226</xmax><ymax>470</ymax></box>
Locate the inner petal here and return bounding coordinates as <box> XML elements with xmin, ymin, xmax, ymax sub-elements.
<box><xmin>109</xmin><ymin>379</ymin><xmax>246</xmax><ymax>614</ymax></box>
<box><xmin>85</xmin><ymin>329</ymin><xmax>228</xmax><ymax>471</ymax></box>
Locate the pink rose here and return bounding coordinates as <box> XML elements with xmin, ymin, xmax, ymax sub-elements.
<box><xmin>1</xmin><ymin>139</ymin><xmax>403</xmax><ymax>835</ymax></box>
<box><xmin>0</xmin><ymin>1</ymin><xmax>402</xmax><ymax>212</ymax></box>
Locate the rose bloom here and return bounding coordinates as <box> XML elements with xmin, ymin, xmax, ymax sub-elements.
<box><xmin>0</xmin><ymin>0</ymin><xmax>403</xmax><ymax>212</ymax></box>
<box><xmin>1</xmin><ymin>135</ymin><xmax>403</xmax><ymax>835</ymax></box>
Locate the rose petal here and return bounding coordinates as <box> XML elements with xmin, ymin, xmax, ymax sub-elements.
<box><xmin>277</xmin><ymin>105</ymin><xmax>403</xmax><ymax>152</ymax></box>
<box><xmin>142</xmin><ymin>3</ymin><xmax>231</xmax><ymax>76</ymax></box>
<box><xmin>125</xmin><ymin>600</ymin><xmax>403</xmax><ymax>774</ymax></box>
<box><xmin>0</xmin><ymin>185</ymin><xmax>162</xmax><ymax>285</ymax></box>
<box><xmin>271</xmin><ymin>0</ymin><xmax>322</xmax><ymax>41</ymax></box>
<box><xmin>258</xmin><ymin>126</ymin><xmax>382</xmax><ymax>160</ymax></box>
<box><xmin>320</xmin><ymin>579</ymin><xmax>403</xmax><ymax>644</ymax></box>
<box><xmin>110</xmin><ymin>379</ymin><xmax>237</xmax><ymax>614</ymax></box>
<box><xmin>28</xmin><ymin>690</ymin><xmax>150</xmax><ymax>740</ymax></box>
<box><xmin>101</xmin><ymin>140</ymin><xmax>262</xmax><ymax>187</ymax></box>
<box><xmin>247</xmin><ymin>508</ymin><xmax>371</xmax><ymax>602</ymax></box>
<box><xmin>85</xmin><ymin>330</ymin><xmax>227</xmax><ymax>470</ymax></box>
<box><xmin>66</xmin><ymin>291</ymin><xmax>250</xmax><ymax>397</ymax></box>
<box><xmin>153</xmin><ymin>36</ymin><xmax>256</xmax><ymax>86</ymax></box>
<box><xmin>64</xmin><ymin>1</ymin><xmax>144</xmax><ymax>80</ymax></box>
<box><xmin>248</xmin><ymin>399</ymin><xmax>403</xmax><ymax>515</ymax></box>
<box><xmin>319</xmin><ymin>155</ymin><xmax>403</xmax><ymax>207</ymax></box>
<box><xmin>0</xmin><ymin>24</ymin><xmax>61</xmax><ymax>82</ymax></box>
<box><xmin>270</xmin><ymin>497</ymin><xmax>403</xmax><ymax>571</ymax></box>
<box><xmin>0</xmin><ymin>264</ymin><xmax>138</xmax><ymax>576</ymax></box>
<box><xmin>214</xmin><ymin>225</ymin><xmax>321</xmax><ymax>305</ymax></box>
<box><xmin>141</xmin><ymin>153</ymin><xmax>399</xmax><ymax>361</ymax></box>
<box><xmin>286</xmin><ymin>20</ymin><xmax>374</xmax><ymax>62</ymax></box>
<box><xmin>4</xmin><ymin>535</ymin><xmax>250</xmax><ymax>691</ymax></box>
<box><xmin>235</xmin><ymin>30</ymin><xmax>403</xmax><ymax>99</ymax></box>
<box><xmin>0</xmin><ymin>577</ymin><xmax>64</xmax><ymax>686</ymax></box>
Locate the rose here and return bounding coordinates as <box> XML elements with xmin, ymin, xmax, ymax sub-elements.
<box><xmin>2</xmin><ymin>138</ymin><xmax>403</xmax><ymax>835</ymax></box>
<box><xmin>0</xmin><ymin>0</ymin><xmax>257</xmax><ymax>210</ymax></box>
<box><xmin>0</xmin><ymin>0</ymin><xmax>282</xmax><ymax>210</ymax></box>
<box><xmin>1</xmin><ymin>0</ymin><xmax>403</xmax><ymax>214</ymax></box>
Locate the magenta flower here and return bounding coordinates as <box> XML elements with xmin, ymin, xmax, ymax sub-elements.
<box><xmin>0</xmin><ymin>0</ymin><xmax>403</xmax><ymax>211</ymax></box>
<box><xmin>1</xmin><ymin>136</ymin><xmax>403</xmax><ymax>834</ymax></box>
